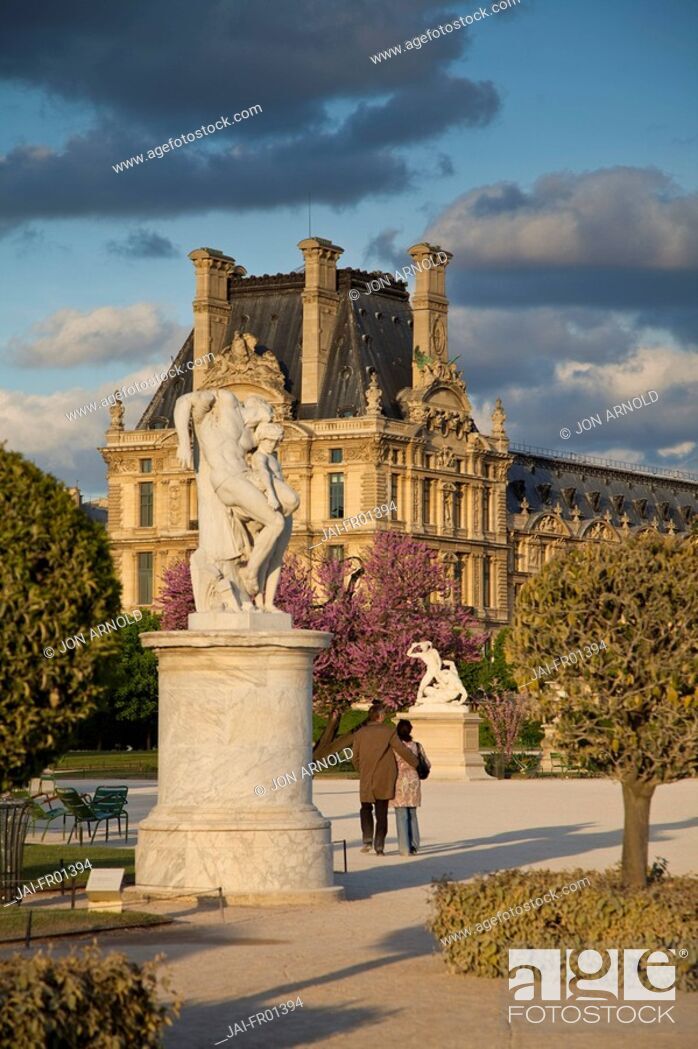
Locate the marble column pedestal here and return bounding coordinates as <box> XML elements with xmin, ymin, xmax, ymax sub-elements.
<box><xmin>135</xmin><ymin>626</ymin><xmax>343</xmax><ymax>905</ymax></box>
<box><xmin>399</xmin><ymin>709</ymin><xmax>493</xmax><ymax>781</ymax></box>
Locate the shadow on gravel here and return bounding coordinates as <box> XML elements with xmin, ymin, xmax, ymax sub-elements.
<box><xmin>336</xmin><ymin>817</ymin><xmax>698</xmax><ymax>900</ymax></box>
<box><xmin>167</xmin><ymin>996</ymin><xmax>387</xmax><ymax>1048</ymax></box>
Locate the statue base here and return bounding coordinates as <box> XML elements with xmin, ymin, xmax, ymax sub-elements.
<box><xmin>187</xmin><ymin>610</ymin><xmax>292</xmax><ymax>631</ymax></box>
<box><xmin>399</xmin><ymin>709</ymin><xmax>493</xmax><ymax>781</ymax></box>
<box><xmin>137</xmin><ymin>628</ymin><xmax>343</xmax><ymax>904</ymax></box>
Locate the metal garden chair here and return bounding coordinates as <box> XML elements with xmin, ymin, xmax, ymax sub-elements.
<box><xmin>26</xmin><ymin>797</ymin><xmax>69</xmax><ymax>841</ymax></box>
<box><xmin>91</xmin><ymin>786</ymin><xmax>129</xmax><ymax>841</ymax></box>
<box><xmin>55</xmin><ymin>787</ymin><xmax>122</xmax><ymax>844</ymax></box>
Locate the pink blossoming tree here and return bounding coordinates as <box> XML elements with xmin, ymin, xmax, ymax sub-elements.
<box><xmin>472</xmin><ymin>686</ymin><xmax>529</xmax><ymax>776</ymax></box>
<box><xmin>159</xmin><ymin>534</ymin><xmax>486</xmax><ymax>712</ymax></box>
<box><xmin>157</xmin><ymin>558</ymin><xmax>195</xmax><ymax>630</ymax></box>
<box><xmin>278</xmin><ymin>532</ymin><xmax>486</xmax><ymax>712</ymax></box>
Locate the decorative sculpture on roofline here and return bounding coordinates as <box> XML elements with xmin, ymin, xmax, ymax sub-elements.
<box><xmin>174</xmin><ymin>389</ymin><xmax>299</xmax><ymax>616</ymax></box>
<box><xmin>407</xmin><ymin>640</ymin><xmax>469</xmax><ymax>709</ymax></box>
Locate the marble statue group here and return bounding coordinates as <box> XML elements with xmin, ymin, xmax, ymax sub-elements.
<box><xmin>407</xmin><ymin>640</ymin><xmax>469</xmax><ymax>708</ymax></box>
<box><xmin>174</xmin><ymin>386</ymin><xmax>299</xmax><ymax>615</ymax></box>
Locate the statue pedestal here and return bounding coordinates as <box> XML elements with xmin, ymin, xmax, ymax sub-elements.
<box><xmin>136</xmin><ymin>628</ymin><xmax>343</xmax><ymax>905</ymax></box>
<box><xmin>399</xmin><ymin>709</ymin><xmax>493</xmax><ymax>781</ymax></box>
<box><xmin>539</xmin><ymin>722</ymin><xmax>557</xmax><ymax>773</ymax></box>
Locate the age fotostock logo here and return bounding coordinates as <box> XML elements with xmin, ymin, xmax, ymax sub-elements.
<box><xmin>508</xmin><ymin>948</ymin><xmax>677</xmax><ymax>1025</ymax></box>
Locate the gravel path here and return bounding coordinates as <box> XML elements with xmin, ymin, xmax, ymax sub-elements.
<box><xmin>56</xmin><ymin>777</ymin><xmax>698</xmax><ymax>1049</ymax></box>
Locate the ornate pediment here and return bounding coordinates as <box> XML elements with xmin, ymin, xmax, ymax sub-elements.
<box><xmin>397</xmin><ymin>372</ymin><xmax>473</xmax><ymax>436</ymax></box>
<box><xmin>533</xmin><ymin>513</ymin><xmax>568</xmax><ymax>536</ymax></box>
<box><xmin>200</xmin><ymin>330</ymin><xmax>293</xmax><ymax>417</ymax></box>
<box><xmin>581</xmin><ymin>519</ymin><xmax>619</xmax><ymax>542</ymax></box>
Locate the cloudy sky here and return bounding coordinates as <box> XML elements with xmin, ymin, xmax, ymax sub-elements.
<box><xmin>1</xmin><ymin>0</ymin><xmax>696</xmax><ymax>493</ymax></box>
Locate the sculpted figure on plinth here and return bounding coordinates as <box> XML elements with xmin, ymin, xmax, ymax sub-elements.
<box><xmin>174</xmin><ymin>388</ymin><xmax>298</xmax><ymax>614</ymax></box>
<box><xmin>407</xmin><ymin>640</ymin><xmax>469</xmax><ymax>708</ymax></box>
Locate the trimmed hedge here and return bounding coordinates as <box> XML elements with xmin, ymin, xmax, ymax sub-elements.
<box><xmin>429</xmin><ymin>867</ymin><xmax>698</xmax><ymax>991</ymax></box>
<box><xmin>0</xmin><ymin>945</ymin><xmax>179</xmax><ymax>1046</ymax></box>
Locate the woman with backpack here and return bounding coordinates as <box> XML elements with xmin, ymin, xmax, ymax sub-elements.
<box><xmin>391</xmin><ymin>719</ymin><xmax>430</xmax><ymax>856</ymax></box>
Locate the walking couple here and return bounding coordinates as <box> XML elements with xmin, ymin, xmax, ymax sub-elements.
<box><xmin>351</xmin><ymin>705</ymin><xmax>431</xmax><ymax>856</ymax></box>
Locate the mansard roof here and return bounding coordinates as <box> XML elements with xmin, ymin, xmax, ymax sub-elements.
<box><xmin>137</xmin><ymin>331</ymin><xmax>194</xmax><ymax>430</ymax></box>
<box><xmin>136</xmin><ymin>267</ymin><xmax>413</xmax><ymax>427</ymax></box>
<box><xmin>508</xmin><ymin>446</ymin><xmax>698</xmax><ymax>532</ymax></box>
<box><xmin>133</xmin><ymin>266</ymin><xmax>698</xmax><ymax>535</ymax></box>
<box><xmin>312</xmin><ymin>270</ymin><xmax>412</xmax><ymax>420</ymax></box>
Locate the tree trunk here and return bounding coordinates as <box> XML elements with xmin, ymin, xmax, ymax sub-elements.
<box><xmin>621</xmin><ymin>778</ymin><xmax>656</xmax><ymax>889</ymax></box>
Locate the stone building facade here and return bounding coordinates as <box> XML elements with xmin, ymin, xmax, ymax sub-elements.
<box><xmin>101</xmin><ymin>238</ymin><xmax>698</xmax><ymax>629</ymax></box>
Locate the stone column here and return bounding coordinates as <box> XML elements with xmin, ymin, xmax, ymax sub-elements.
<box><xmin>135</xmin><ymin>627</ymin><xmax>343</xmax><ymax>905</ymax></box>
<box><xmin>400</xmin><ymin>710</ymin><xmax>492</xmax><ymax>781</ymax></box>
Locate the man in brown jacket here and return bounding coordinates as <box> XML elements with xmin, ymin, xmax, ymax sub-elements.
<box><xmin>351</xmin><ymin>705</ymin><xmax>419</xmax><ymax>855</ymax></box>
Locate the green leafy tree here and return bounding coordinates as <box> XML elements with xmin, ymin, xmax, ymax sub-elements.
<box><xmin>506</xmin><ymin>534</ymin><xmax>698</xmax><ymax>889</ymax></box>
<box><xmin>459</xmin><ymin>628</ymin><xmax>517</xmax><ymax>694</ymax></box>
<box><xmin>111</xmin><ymin>610</ymin><xmax>160</xmax><ymax>749</ymax></box>
<box><xmin>460</xmin><ymin>629</ymin><xmax>542</xmax><ymax>749</ymax></box>
<box><xmin>0</xmin><ymin>447</ymin><xmax>122</xmax><ymax>790</ymax></box>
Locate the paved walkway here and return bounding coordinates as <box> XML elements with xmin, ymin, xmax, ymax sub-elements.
<box><xmin>41</xmin><ymin>776</ymin><xmax>698</xmax><ymax>1049</ymax></box>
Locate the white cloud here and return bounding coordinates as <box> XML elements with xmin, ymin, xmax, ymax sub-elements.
<box><xmin>553</xmin><ymin>344</ymin><xmax>698</xmax><ymax>399</ymax></box>
<box><xmin>0</xmin><ymin>357</ymin><xmax>185</xmax><ymax>489</ymax></box>
<box><xmin>447</xmin><ymin>303</ymin><xmax>697</xmax><ymax>468</ymax></box>
<box><xmin>6</xmin><ymin>303</ymin><xmax>187</xmax><ymax>367</ymax></box>
<box><xmin>657</xmin><ymin>440</ymin><xmax>696</xmax><ymax>459</ymax></box>
<box><xmin>586</xmin><ymin>447</ymin><xmax>646</xmax><ymax>464</ymax></box>
<box><xmin>428</xmin><ymin>167</ymin><xmax>698</xmax><ymax>269</ymax></box>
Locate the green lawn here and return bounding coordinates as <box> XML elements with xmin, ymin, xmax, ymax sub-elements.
<box><xmin>23</xmin><ymin>844</ymin><xmax>135</xmax><ymax>887</ymax></box>
<box><xmin>54</xmin><ymin>750</ymin><xmax>157</xmax><ymax>778</ymax></box>
<box><xmin>0</xmin><ymin>908</ymin><xmax>168</xmax><ymax>943</ymax></box>
<box><xmin>53</xmin><ymin>730</ymin><xmax>362</xmax><ymax>781</ymax></box>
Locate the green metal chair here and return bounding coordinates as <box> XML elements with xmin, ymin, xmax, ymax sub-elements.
<box><xmin>55</xmin><ymin>787</ymin><xmax>121</xmax><ymax>845</ymax></box>
<box><xmin>549</xmin><ymin>751</ymin><xmax>587</xmax><ymax>777</ymax></box>
<box><xmin>26</xmin><ymin>797</ymin><xmax>68</xmax><ymax>841</ymax></box>
<box><xmin>549</xmin><ymin>752</ymin><xmax>566</xmax><ymax>775</ymax></box>
<box><xmin>92</xmin><ymin>786</ymin><xmax>129</xmax><ymax>841</ymax></box>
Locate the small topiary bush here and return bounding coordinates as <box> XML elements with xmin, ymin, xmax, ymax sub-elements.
<box><xmin>0</xmin><ymin>945</ymin><xmax>180</xmax><ymax>1046</ymax></box>
<box><xmin>429</xmin><ymin>867</ymin><xmax>698</xmax><ymax>991</ymax></box>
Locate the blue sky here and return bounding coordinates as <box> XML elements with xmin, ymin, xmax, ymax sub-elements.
<box><xmin>1</xmin><ymin>0</ymin><xmax>696</xmax><ymax>493</ymax></box>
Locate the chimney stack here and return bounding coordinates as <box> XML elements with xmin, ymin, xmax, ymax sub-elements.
<box><xmin>188</xmin><ymin>248</ymin><xmax>245</xmax><ymax>389</ymax></box>
<box><xmin>298</xmin><ymin>237</ymin><xmax>343</xmax><ymax>405</ymax></box>
<box><xmin>407</xmin><ymin>242</ymin><xmax>452</xmax><ymax>388</ymax></box>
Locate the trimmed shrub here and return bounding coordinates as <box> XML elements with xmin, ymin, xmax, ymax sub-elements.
<box><xmin>429</xmin><ymin>867</ymin><xmax>698</xmax><ymax>991</ymax></box>
<box><xmin>0</xmin><ymin>446</ymin><xmax>122</xmax><ymax>790</ymax></box>
<box><xmin>0</xmin><ymin>945</ymin><xmax>179</xmax><ymax>1046</ymax></box>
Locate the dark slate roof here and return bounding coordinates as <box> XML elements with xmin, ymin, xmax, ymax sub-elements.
<box><xmin>223</xmin><ymin>271</ymin><xmax>305</xmax><ymax>402</ymax></box>
<box><xmin>508</xmin><ymin>451</ymin><xmax>698</xmax><ymax>531</ymax></box>
<box><xmin>137</xmin><ymin>331</ymin><xmax>194</xmax><ymax>429</ymax></box>
<box><xmin>313</xmin><ymin>270</ymin><xmax>412</xmax><ymax>420</ymax></box>
<box><xmin>80</xmin><ymin>502</ymin><xmax>107</xmax><ymax>526</ymax></box>
<box><xmin>136</xmin><ymin>267</ymin><xmax>412</xmax><ymax>427</ymax></box>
